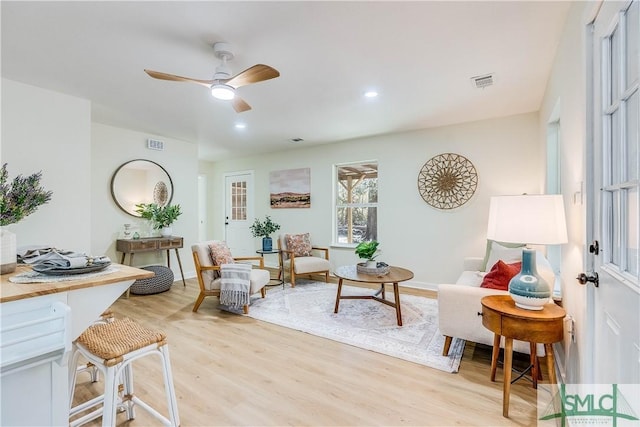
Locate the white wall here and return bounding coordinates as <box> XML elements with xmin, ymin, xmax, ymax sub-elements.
<box><xmin>538</xmin><ymin>1</ymin><xmax>595</xmax><ymax>385</ymax></box>
<box><xmin>202</xmin><ymin>112</ymin><xmax>543</xmax><ymax>288</ymax></box>
<box><xmin>1</xmin><ymin>79</ymin><xmax>200</xmax><ymax>280</ymax></box>
<box><xmin>91</xmin><ymin>123</ymin><xmax>199</xmax><ymax>277</ymax></box>
<box><xmin>1</xmin><ymin>79</ymin><xmax>92</xmax><ymax>250</ymax></box>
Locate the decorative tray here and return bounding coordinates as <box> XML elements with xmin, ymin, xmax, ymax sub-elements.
<box><xmin>32</xmin><ymin>261</ymin><xmax>112</xmax><ymax>276</ymax></box>
<box><xmin>356</xmin><ymin>262</ymin><xmax>390</xmax><ymax>275</ymax></box>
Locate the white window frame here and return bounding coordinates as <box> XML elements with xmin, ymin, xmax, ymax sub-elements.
<box><xmin>600</xmin><ymin>4</ymin><xmax>640</xmax><ymax>285</ymax></box>
<box><xmin>333</xmin><ymin>160</ymin><xmax>378</xmax><ymax>247</ymax></box>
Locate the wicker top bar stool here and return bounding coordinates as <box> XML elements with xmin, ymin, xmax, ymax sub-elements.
<box><xmin>69</xmin><ymin>317</ymin><xmax>180</xmax><ymax>427</ymax></box>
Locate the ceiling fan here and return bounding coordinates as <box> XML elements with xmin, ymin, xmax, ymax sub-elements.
<box><xmin>144</xmin><ymin>42</ymin><xmax>279</xmax><ymax>113</ymax></box>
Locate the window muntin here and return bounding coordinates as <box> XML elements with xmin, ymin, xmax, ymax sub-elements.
<box><xmin>231</xmin><ymin>181</ymin><xmax>247</xmax><ymax>221</ymax></box>
<box><xmin>335</xmin><ymin>161</ymin><xmax>378</xmax><ymax>245</ymax></box>
<box><xmin>601</xmin><ymin>4</ymin><xmax>639</xmax><ymax>283</ymax></box>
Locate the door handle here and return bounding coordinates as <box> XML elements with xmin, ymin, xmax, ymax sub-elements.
<box><xmin>576</xmin><ymin>271</ymin><xmax>599</xmax><ymax>287</ymax></box>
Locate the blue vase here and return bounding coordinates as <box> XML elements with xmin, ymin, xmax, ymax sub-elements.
<box><xmin>262</xmin><ymin>237</ymin><xmax>273</xmax><ymax>252</ymax></box>
<box><xmin>508</xmin><ymin>248</ymin><xmax>551</xmax><ymax>310</ymax></box>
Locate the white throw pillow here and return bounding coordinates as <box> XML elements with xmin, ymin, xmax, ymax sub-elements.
<box><xmin>485</xmin><ymin>241</ymin><xmax>523</xmax><ymax>272</ymax></box>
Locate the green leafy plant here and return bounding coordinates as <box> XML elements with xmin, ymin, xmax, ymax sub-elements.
<box><xmin>0</xmin><ymin>163</ymin><xmax>53</xmax><ymax>226</ymax></box>
<box><xmin>135</xmin><ymin>203</ymin><xmax>182</xmax><ymax>229</ymax></box>
<box><xmin>355</xmin><ymin>240</ymin><xmax>380</xmax><ymax>261</ymax></box>
<box><xmin>250</xmin><ymin>215</ymin><xmax>281</xmax><ymax>238</ymax></box>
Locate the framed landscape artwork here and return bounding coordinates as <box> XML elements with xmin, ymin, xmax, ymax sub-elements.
<box><xmin>270</xmin><ymin>168</ymin><xmax>311</xmax><ymax>208</ymax></box>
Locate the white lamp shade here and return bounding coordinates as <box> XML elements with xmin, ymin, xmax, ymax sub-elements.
<box><xmin>487</xmin><ymin>194</ymin><xmax>568</xmax><ymax>245</ymax></box>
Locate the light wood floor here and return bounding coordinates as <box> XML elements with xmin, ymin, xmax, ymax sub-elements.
<box><xmin>72</xmin><ymin>275</ymin><xmax>546</xmax><ymax>426</ymax></box>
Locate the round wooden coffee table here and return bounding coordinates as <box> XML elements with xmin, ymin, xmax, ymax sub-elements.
<box><xmin>333</xmin><ymin>265</ymin><xmax>414</xmax><ymax>326</ymax></box>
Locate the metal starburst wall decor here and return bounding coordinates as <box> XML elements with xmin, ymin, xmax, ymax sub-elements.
<box><xmin>417</xmin><ymin>153</ymin><xmax>478</xmax><ymax>210</ymax></box>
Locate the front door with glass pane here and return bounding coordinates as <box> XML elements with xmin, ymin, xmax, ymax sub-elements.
<box><xmin>589</xmin><ymin>0</ymin><xmax>640</xmax><ymax>384</ymax></box>
<box><xmin>224</xmin><ymin>172</ymin><xmax>254</xmax><ymax>256</ymax></box>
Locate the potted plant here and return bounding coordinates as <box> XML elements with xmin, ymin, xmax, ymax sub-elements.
<box><xmin>135</xmin><ymin>203</ymin><xmax>182</xmax><ymax>237</ymax></box>
<box><xmin>250</xmin><ymin>215</ymin><xmax>281</xmax><ymax>251</ymax></box>
<box><xmin>0</xmin><ymin>163</ymin><xmax>53</xmax><ymax>274</ymax></box>
<box><xmin>355</xmin><ymin>240</ymin><xmax>380</xmax><ymax>268</ymax></box>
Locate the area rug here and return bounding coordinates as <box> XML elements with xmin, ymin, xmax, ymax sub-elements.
<box><xmin>245</xmin><ymin>280</ymin><xmax>465</xmax><ymax>373</ymax></box>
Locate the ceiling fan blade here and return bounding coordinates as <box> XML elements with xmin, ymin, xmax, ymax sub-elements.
<box><xmin>232</xmin><ymin>96</ymin><xmax>252</xmax><ymax>113</ymax></box>
<box><xmin>144</xmin><ymin>69</ymin><xmax>214</xmax><ymax>88</ymax></box>
<box><xmin>224</xmin><ymin>64</ymin><xmax>280</xmax><ymax>88</ymax></box>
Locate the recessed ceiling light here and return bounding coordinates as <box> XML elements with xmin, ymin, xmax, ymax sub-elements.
<box><xmin>364</xmin><ymin>90</ymin><xmax>379</xmax><ymax>98</ymax></box>
<box><xmin>234</xmin><ymin>123</ymin><xmax>246</xmax><ymax>129</ymax></box>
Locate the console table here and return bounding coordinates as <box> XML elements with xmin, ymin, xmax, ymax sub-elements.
<box><xmin>116</xmin><ymin>236</ymin><xmax>186</xmax><ymax>286</ymax></box>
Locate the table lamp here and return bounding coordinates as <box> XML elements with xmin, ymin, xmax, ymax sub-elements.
<box><xmin>486</xmin><ymin>194</ymin><xmax>568</xmax><ymax>310</ymax></box>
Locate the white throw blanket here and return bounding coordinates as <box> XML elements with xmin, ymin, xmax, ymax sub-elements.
<box><xmin>220</xmin><ymin>263</ymin><xmax>251</xmax><ymax>309</ymax></box>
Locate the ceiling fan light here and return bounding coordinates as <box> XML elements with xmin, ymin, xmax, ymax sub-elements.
<box><xmin>211</xmin><ymin>84</ymin><xmax>235</xmax><ymax>100</ymax></box>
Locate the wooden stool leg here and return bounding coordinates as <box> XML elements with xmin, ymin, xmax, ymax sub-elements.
<box><xmin>122</xmin><ymin>363</ymin><xmax>135</xmax><ymax>420</ymax></box>
<box><xmin>160</xmin><ymin>345</ymin><xmax>181</xmax><ymax>426</ymax></box>
<box><xmin>490</xmin><ymin>334</ymin><xmax>501</xmax><ymax>382</ymax></box>
<box><xmin>68</xmin><ymin>348</ymin><xmax>82</xmax><ymax>409</ymax></box>
<box><xmin>102</xmin><ymin>368</ymin><xmax>119</xmax><ymax>427</ymax></box>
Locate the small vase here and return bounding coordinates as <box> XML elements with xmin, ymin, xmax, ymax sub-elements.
<box><xmin>508</xmin><ymin>248</ymin><xmax>551</xmax><ymax>310</ymax></box>
<box><xmin>262</xmin><ymin>237</ymin><xmax>273</xmax><ymax>252</ymax></box>
<box><xmin>366</xmin><ymin>260</ymin><xmax>377</xmax><ymax>268</ymax></box>
<box><xmin>123</xmin><ymin>223</ymin><xmax>132</xmax><ymax>239</ymax></box>
<box><xmin>161</xmin><ymin>226</ymin><xmax>172</xmax><ymax>237</ymax></box>
<box><xmin>1</xmin><ymin>228</ymin><xmax>17</xmax><ymax>274</ymax></box>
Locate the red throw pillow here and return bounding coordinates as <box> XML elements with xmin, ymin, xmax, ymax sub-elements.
<box><xmin>480</xmin><ymin>261</ymin><xmax>522</xmax><ymax>290</ymax></box>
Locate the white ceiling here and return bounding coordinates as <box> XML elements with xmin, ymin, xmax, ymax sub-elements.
<box><xmin>1</xmin><ymin>1</ymin><xmax>571</xmax><ymax>161</ymax></box>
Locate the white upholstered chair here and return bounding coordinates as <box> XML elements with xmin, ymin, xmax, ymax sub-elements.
<box><xmin>277</xmin><ymin>233</ymin><xmax>330</xmax><ymax>287</ymax></box>
<box><xmin>191</xmin><ymin>240</ymin><xmax>270</xmax><ymax>314</ymax></box>
<box><xmin>438</xmin><ymin>243</ymin><xmax>555</xmax><ymax>357</ymax></box>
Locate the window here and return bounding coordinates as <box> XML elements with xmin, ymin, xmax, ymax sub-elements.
<box><xmin>546</xmin><ymin>118</ymin><xmax>563</xmax><ymax>297</ymax></box>
<box><xmin>334</xmin><ymin>161</ymin><xmax>378</xmax><ymax>245</ymax></box>
<box><xmin>601</xmin><ymin>1</ymin><xmax>639</xmax><ymax>279</ymax></box>
<box><xmin>231</xmin><ymin>180</ymin><xmax>247</xmax><ymax>221</ymax></box>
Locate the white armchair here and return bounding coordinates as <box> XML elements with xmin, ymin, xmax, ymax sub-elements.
<box><xmin>277</xmin><ymin>233</ymin><xmax>330</xmax><ymax>287</ymax></box>
<box><xmin>191</xmin><ymin>240</ymin><xmax>270</xmax><ymax>314</ymax></box>
<box><xmin>437</xmin><ymin>247</ymin><xmax>555</xmax><ymax>357</ymax></box>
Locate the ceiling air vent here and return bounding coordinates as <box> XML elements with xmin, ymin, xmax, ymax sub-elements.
<box><xmin>471</xmin><ymin>73</ymin><xmax>494</xmax><ymax>89</ymax></box>
<box><xmin>147</xmin><ymin>138</ymin><xmax>164</xmax><ymax>151</ymax></box>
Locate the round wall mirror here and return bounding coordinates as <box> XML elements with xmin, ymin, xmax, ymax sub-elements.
<box><xmin>111</xmin><ymin>159</ymin><xmax>174</xmax><ymax>217</ymax></box>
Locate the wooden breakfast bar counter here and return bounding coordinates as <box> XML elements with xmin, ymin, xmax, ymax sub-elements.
<box><xmin>0</xmin><ymin>264</ymin><xmax>153</xmax><ymax>426</ymax></box>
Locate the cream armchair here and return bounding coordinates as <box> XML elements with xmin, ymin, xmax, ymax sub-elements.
<box><xmin>437</xmin><ymin>249</ymin><xmax>555</xmax><ymax>357</ymax></box>
<box><xmin>191</xmin><ymin>240</ymin><xmax>270</xmax><ymax>314</ymax></box>
<box><xmin>277</xmin><ymin>233</ymin><xmax>330</xmax><ymax>287</ymax></box>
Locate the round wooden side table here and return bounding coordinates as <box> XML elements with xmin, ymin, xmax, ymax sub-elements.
<box><xmin>481</xmin><ymin>294</ymin><xmax>566</xmax><ymax>418</ymax></box>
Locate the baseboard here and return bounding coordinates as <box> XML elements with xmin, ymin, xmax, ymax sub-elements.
<box><xmin>399</xmin><ymin>281</ymin><xmax>439</xmax><ymax>292</ymax></box>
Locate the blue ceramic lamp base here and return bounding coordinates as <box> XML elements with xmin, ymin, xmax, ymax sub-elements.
<box><xmin>508</xmin><ymin>248</ymin><xmax>551</xmax><ymax>310</ymax></box>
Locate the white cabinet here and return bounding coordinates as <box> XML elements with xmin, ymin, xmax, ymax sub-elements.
<box><xmin>0</xmin><ymin>294</ymin><xmax>71</xmax><ymax>426</ymax></box>
<box><xmin>0</xmin><ymin>264</ymin><xmax>148</xmax><ymax>427</ymax></box>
